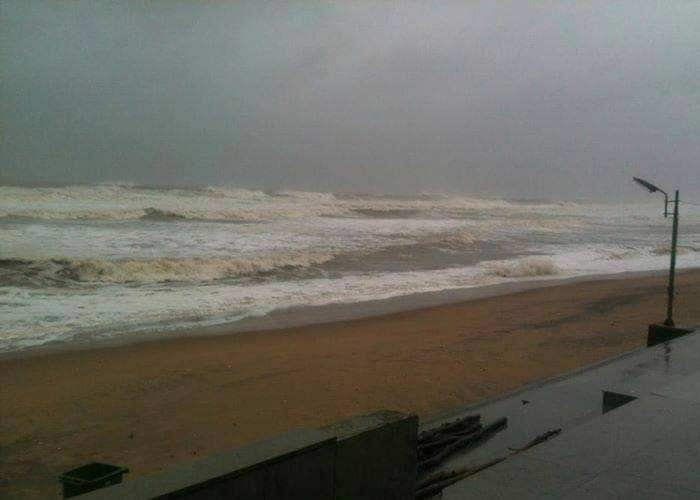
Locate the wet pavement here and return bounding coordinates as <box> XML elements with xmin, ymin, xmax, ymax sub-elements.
<box><xmin>420</xmin><ymin>326</ymin><xmax>700</xmax><ymax>499</ymax></box>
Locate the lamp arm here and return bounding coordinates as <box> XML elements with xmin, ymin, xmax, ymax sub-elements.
<box><xmin>653</xmin><ymin>187</ymin><xmax>669</xmax><ymax>218</ymax></box>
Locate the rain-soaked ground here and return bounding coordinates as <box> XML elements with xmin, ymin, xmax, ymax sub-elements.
<box><xmin>421</xmin><ymin>324</ymin><xmax>700</xmax><ymax>499</ymax></box>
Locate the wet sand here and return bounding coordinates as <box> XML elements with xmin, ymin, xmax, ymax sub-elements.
<box><xmin>2</xmin><ymin>269</ymin><xmax>700</xmax><ymax>498</ymax></box>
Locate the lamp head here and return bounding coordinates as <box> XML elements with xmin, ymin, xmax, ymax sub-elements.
<box><xmin>633</xmin><ymin>177</ymin><xmax>661</xmax><ymax>194</ymax></box>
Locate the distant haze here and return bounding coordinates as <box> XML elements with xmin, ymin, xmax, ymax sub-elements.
<box><xmin>3</xmin><ymin>1</ymin><xmax>699</xmax><ymax>200</ymax></box>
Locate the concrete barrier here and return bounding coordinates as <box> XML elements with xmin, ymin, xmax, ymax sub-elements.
<box><xmin>77</xmin><ymin>410</ymin><xmax>418</xmax><ymax>499</ymax></box>
<box><xmin>78</xmin><ymin>428</ymin><xmax>336</xmax><ymax>499</ymax></box>
<box><xmin>321</xmin><ymin>410</ymin><xmax>418</xmax><ymax>500</ymax></box>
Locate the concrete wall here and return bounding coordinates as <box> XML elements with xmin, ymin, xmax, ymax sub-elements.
<box><xmin>322</xmin><ymin>410</ymin><xmax>418</xmax><ymax>500</ymax></box>
<box><xmin>79</xmin><ymin>411</ymin><xmax>418</xmax><ymax>500</ymax></box>
<box><xmin>79</xmin><ymin>429</ymin><xmax>336</xmax><ymax>500</ymax></box>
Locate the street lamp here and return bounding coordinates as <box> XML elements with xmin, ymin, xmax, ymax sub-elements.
<box><xmin>632</xmin><ymin>177</ymin><xmax>680</xmax><ymax>326</ymax></box>
<box><xmin>633</xmin><ymin>177</ymin><xmax>669</xmax><ymax>218</ymax></box>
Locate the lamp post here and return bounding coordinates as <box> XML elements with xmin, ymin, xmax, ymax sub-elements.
<box><xmin>632</xmin><ymin>177</ymin><xmax>679</xmax><ymax>326</ymax></box>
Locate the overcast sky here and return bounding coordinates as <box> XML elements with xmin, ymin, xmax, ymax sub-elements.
<box><xmin>2</xmin><ymin>1</ymin><xmax>699</xmax><ymax>200</ymax></box>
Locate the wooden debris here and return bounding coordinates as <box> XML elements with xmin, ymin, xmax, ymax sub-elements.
<box><xmin>417</xmin><ymin>414</ymin><xmax>480</xmax><ymax>444</ymax></box>
<box><xmin>418</xmin><ymin>422</ymin><xmax>482</xmax><ymax>458</ymax></box>
<box><xmin>418</xmin><ymin>417</ymin><xmax>507</xmax><ymax>473</ymax></box>
<box><xmin>509</xmin><ymin>428</ymin><xmax>561</xmax><ymax>452</ymax></box>
<box><xmin>415</xmin><ymin>457</ymin><xmax>506</xmax><ymax>499</ymax></box>
<box><xmin>415</xmin><ymin>426</ymin><xmax>564</xmax><ymax>498</ymax></box>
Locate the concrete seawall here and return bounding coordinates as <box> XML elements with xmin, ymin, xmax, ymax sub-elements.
<box><xmin>80</xmin><ymin>411</ymin><xmax>417</xmax><ymax>499</ymax></box>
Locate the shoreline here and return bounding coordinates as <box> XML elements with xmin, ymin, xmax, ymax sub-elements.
<box><xmin>3</xmin><ymin>269</ymin><xmax>700</xmax><ymax>498</ymax></box>
<box><xmin>4</xmin><ymin>267</ymin><xmax>693</xmax><ymax>360</ymax></box>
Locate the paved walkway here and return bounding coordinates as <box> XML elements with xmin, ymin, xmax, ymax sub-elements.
<box><xmin>421</xmin><ymin>327</ymin><xmax>700</xmax><ymax>499</ymax></box>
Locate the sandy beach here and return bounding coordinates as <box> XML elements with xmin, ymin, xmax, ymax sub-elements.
<box><xmin>2</xmin><ymin>269</ymin><xmax>700</xmax><ymax>498</ymax></box>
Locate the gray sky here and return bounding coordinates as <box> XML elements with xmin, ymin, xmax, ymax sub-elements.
<box><xmin>3</xmin><ymin>1</ymin><xmax>699</xmax><ymax>200</ymax></box>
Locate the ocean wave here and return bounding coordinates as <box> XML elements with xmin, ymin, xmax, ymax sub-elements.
<box><xmin>652</xmin><ymin>245</ymin><xmax>699</xmax><ymax>256</ymax></box>
<box><xmin>269</xmin><ymin>189</ymin><xmax>338</xmax><ymax>201</ymax></box>
<box><xmin>335</xmin><ymin>192</ymin><xmax>450</xmax><ymax>201</ymax></box>
<box><xmin>0</xmin><ymin>184</ymin><xmax>585</xmax><ymax>222</ymax></box>
<box><xmin>0</xmin><ymin>253</ymin><xmax>335</xmax><ymax>286</ymax></box>
<box><xmin>435</xmin><ymin>229</ymin><xmax>477</xmax><ymax>248</ymax></box>
<box><xmin>350</xmin><ymin>208</ymin><xmax>423</xmax><ymax>218</ymax></box>
<box><xmin>605</xmin><ymin>250</ymin><xmax>636</xmax><ymax>260</ymax></box>
<box><xmin>140</xmin><ymin>207</ymin><xmax>188</xmax><ymax>221</ymax></box>
<box><xmin>481</xmin><ymin>256</ymin><xmax>560</xmax><ymax>278</ymax></box>
<box><xmin>200</xmin><ymin>186</ymin><xmax>270</xmax><ymax>200</ymax></box>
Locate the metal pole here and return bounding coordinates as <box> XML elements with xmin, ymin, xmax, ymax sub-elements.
<box><xmin>664</xmin><ymin>190</ymin><xmax>679</xmax><ymax>326</ymax></box>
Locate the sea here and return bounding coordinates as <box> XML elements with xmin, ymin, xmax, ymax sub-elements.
<box><xmin>2</xmin><ymin>184</ymin><xmax>699</xmax><ymax>353</ymax></box>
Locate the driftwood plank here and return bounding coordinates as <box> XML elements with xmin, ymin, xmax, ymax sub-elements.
<box><xmin>418</xmin><ymin>422</ymin><xmax>482</xmax><ymax>455</ymax></box>
<box><xmin>415</xmin><ymin>457</ymin><xmax>506</xmax><ymax>499</ymax></box>
<box><xmin>418</xmin><ymin>414</ymin><xmax>480</xmax><ymax>444</ymax></box>
<box><xmin>418</xmin><ymin>417</ymin><xmax>507</xmax><ymax>472</ymax></box>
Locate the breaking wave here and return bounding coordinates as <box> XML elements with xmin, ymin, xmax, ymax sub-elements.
<box><xmin>0</xmin><ymin>253</ymin><xmax>335</xmax><ymax>286</ymax></box>
<box><xmin>435</xmin><ymin>229</ymin><xmax>477</xmax><ymax>248</ymax></box>
<box><xmin>351</xmin><ymin>208</ymin><xmax>423</xmax><ymax>218</ymax></box>
<box><xmin>0</xmin><ymin>184</ymin><xmax>582</xmax><ymax>222</ymax></box>
<box><xmin>482</xmin><ymin>256</ymin><xmax>560</xmax><ymax>278</ymax></box>
<box><xmin>269</xmin><ymin>189</ymin><xmax>338</xmax><ymax>201</ymax></box>
<box><xmin>140</xmin><ymin>207</ymin><xmax>188</xmax><ymax>221</ymax></box>
<box><xmin>652</xmin><ymin>245</ymin><xmax>699</xmax><ymax>256</ymax></box>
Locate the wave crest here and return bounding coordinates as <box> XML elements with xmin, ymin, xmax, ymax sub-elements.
<box><xmin>652</xmin><ymin>245</ymin><xmax>698</xmax><ymax>256</ymax></box>
<box><xmin>140</xmin><ymin>207</ymin><xmax>188</xmax><ymax>221</ymax></box>
<box><xmin>482</xmin><ymin>256</ymin><xmax>560</xmax><ymax>278</ymax></box>
<box><xmin>0</xmin><ymin>185</ymin><xmax>581</xmax><ymax>222</ymax></box>
<box><xmin>0</xmin><ymin>253</ymin><xmax>334</xmax><ymax>286</ymax></box>
<box><xmin>435</xmin><ymin>230</ymin><xmax>476</xmax><ymax>248</ymax></box>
